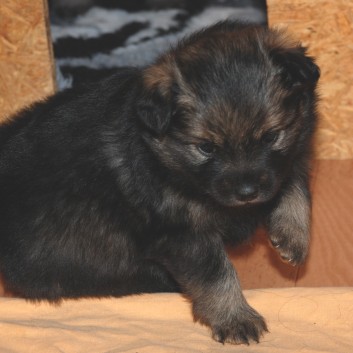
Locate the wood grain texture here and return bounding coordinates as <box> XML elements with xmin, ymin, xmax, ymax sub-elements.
<box><xmin>296</xmin><ymin>159</ymin><xmax>353</xmax><ymax>286</ymax></box>
<box><xmin>0</xmin><ymin>0</ymin><xmax>56</xmax><ymax>121</ymax></box>
<box><xmin>267</xmin><ymin>0</ymin><xmax>353</xmax><ymax>160</ymax></box>
<box><xmin>228</xmin><ymin>229</ymin><xmax>299</xmax><ymax>290</ymax></box>
<box><xmin>229</xmin><ymin>160</ymin><xmax>353</xmax><ymax>289</ymax></box>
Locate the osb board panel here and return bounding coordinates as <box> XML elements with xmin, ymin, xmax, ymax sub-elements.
<box><xmin>230</xmin><ymin>159</ymin><xmax>353</xmax><ymax>289</ymax></box>
<box><xmin>267</xmin><ymin>0</ymin><xmax>353</xmax><ymax>160</ymax></box>
<box><xmin>1</xmin><ymin>160</ymin><xmax>352</xmax><ymax>296</ymax></box>
<box><xmin>0</xmin><ymin>0</ymin><xmax>56</xmax><ymax>121</ymax></box>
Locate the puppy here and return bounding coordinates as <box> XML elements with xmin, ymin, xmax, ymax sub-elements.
<box><xmin>0</xmin><ymin>21</ymin><xmax>320</xmax><ymax>344</ymax></box>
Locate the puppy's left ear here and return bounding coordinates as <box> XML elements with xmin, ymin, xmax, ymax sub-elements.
<box><xmin>136</xmin><ymin>88</ymin><xmax>173</xmax><ymax>135</ymax></box>
<box><xmin>271</xmin><ymin>46</ymin><xmax>320</xmax><ymax>89</ymax></box>
<box><xmin>136</xmin><ymin>63</ymin><xmax>178</xmax><ymax>136</ymax></box>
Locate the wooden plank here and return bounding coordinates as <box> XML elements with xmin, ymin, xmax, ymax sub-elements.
<box><xmin>229</xmin><ymin>229</ymin><xmax>298</xmax><ymax>290</ymax></box>
<box><xmin>296</xmin><ymin>159</ymin><xmax>353</xmax><ymax>286</ymax></box>
<box><xmin>229</xmin><ymin>160</ymin><xmax>353</xmax><ymax>289</ymax></box>
<box><xmin>267</xmin><ymin>0</ymin><xmax>353</xmax><ymax>160</ymax></box>
<box><xmin>0</xmin><ymin>0</ymin><xmax>56</xmax><ymax>122</ymax></box>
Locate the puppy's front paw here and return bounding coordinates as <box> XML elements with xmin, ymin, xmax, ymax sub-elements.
<box><xmin>269</xmin><ymin>229</ymin><xmax>309</xmax><ymax>265</ymax></box>
<box><xmin>211</xmin><ymin>305</ymin><xmax>268</xmax><ymax>345</ymax></box>
<box><xmin>268</xmin><ymin>202</ymin><xmax>310</xmax><ymax>265</ymax></box>
<box><xmin>268</xmin><ymin>183</ymin><xmax>311</xmax><ymax>266</ymax></box>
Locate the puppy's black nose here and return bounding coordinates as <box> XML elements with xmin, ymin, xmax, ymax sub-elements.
<box><xmin>235</xmin><ymin>183</ymin><xmax>259</xmax><ymax>202</ymax></box>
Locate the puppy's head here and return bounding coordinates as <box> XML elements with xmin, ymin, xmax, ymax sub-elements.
<box><xmin>136</xmin><ymin>21</ymin><xmax>320</xmax><ymax>207</ymax></box>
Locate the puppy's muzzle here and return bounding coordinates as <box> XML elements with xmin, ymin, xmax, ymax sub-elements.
<box><xmin>211</xmin><ymin>170</ymin><xmax>275</xmax><ymax>207</ymax></box>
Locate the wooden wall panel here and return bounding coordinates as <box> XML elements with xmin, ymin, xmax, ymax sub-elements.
<box><xmin>229</xmin><ymin>230</ymin><xmax>299</xmax><ymax>290</ymax></box>
<box><xmin>296</xmin><ymin>160</ymin><xmax>353</xmax><ymax>286</ymax></box>
<box><xmin>229</xmin><ymin>160</ymin><xmax>353</xmax><ymax>289</ymax></box>
<box><xmin>0</xmin><ymin>0</ymin><xmax>56</xmax><ymax>122</ymax></box>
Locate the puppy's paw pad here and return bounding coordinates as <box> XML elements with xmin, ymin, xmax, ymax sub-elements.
<box><xmin>269</xmin><ymin>235</ymin><xmax>308</xmax><ymax>266</ymax></box>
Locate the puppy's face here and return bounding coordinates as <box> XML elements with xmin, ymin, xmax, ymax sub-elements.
<box><xmin>137</xmin><ymin>23</ymin><xmax>320</xmax><ymax>207</ymax></box>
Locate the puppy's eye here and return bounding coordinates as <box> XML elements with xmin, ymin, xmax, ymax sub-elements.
<box><xmin>197</xmin><ymin>141</ymin><xmax>216</xmax><ymax>157</ymax></box>
<box><xmin>262</xmin><ymin>131</ymin><xmax>279</xmax><ymax>145</ymax></box>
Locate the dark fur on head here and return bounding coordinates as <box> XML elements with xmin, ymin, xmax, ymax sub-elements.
<box><xmin>0</xmin><ymin>21</ymin><xmax>319</xmax><ymax>344</ymax></box>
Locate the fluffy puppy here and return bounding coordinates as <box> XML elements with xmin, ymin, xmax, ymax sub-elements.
<box><xmin>0</xmin><ymin>21</ymin><xmax>320</xmax><ymax>344</ymax></box>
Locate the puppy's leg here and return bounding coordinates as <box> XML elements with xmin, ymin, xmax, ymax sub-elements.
<box><xmin>121</xmin><ymin>261</ymin><xmax>181</xmax><ymax>294</ymax></box>
<box><xmin>267</xmin><ymin>176</ymin><xmax>311</xmax><ymax>265</ymax></box>
<box><xmin>155</xmin><ymin>233</ymin><xmax>267</xmax><ymax>344</ymax></box>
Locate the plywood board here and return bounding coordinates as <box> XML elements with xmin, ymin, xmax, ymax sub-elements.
<box><xmin>267</xmin><ymin>0</ymin><xmax>353</xmax><ymax>160</ymax></box>
<box><xmin>0</xmin><ymin>0</ymin><xmax>56</xmax><ymax>121</ymax></box>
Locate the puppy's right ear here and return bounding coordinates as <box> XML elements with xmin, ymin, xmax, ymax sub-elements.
<box><xmin>270</xmin><ymin>46</ymin><xmax>320</xmax><ymax>89</ymax></box>
<box><xmin>136</xmin><ymin>62</ymin><xmax>177</xmax><ymax>136</ymax></box>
